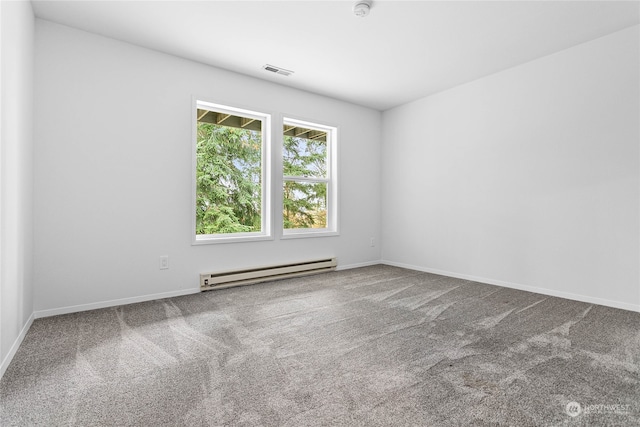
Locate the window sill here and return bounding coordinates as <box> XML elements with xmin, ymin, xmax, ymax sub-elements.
<box><xmin>193</xmin><ymin>233</ymin><xmax>274</xmax><ymax>245</ymax></box>
<box><xmin>281</xmin><ymin>229</ymin><xmax>339</xmax><ymax>240</ymax></box>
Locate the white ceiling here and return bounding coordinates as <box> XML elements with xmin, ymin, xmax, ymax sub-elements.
<box><xmin>31</xmin><ymin>1</ymin><xmax>639</xmax><ymax>111</ymax></box>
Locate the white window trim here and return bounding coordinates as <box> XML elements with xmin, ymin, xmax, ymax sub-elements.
<box><xmin>281</xmin><ymin>117</ymin><xmax>339</xmax><ymax>239</ymax></box>
<box><xmin>192</xmin><ymin>98</ymin><xmax>273</xmax><ymax>245</ymax></box>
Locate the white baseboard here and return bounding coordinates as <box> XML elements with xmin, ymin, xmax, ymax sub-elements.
<box><xmin>34</xmin><ymin>288</ymin><xmax>201</xmax><ymax>319</ymax></box>
<box><xmin>28</xmin><ymin>258</ymin><xmax>640</xmax><ymax>318</ymax></box>
<box><xmin>382</xmin><ymin>260</ymin><xmax>640</xmax><ymax>313</ymax></box>
<box><xmin>31</xmin><ymin>261</ymin><xmax>383</xmax><ymax>319</ymax></box>
<box><xmin>1</xmin><ymin>313</ymin><xmax>34</xmax><ymax>379</ymax></box>
<box><xmin>336</xmin><ymin>259</ymin><xmax>382</xmax><ymax>271</ymax></box>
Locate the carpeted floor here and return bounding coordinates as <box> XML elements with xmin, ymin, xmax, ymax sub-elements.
<box><xmin>1</xmin><ymin>265</ymin><xmax>639</xmax><ymax>426</ymax></box>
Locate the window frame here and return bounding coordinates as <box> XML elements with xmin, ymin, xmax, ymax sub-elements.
<box><xmin>280</xmin><ymin>117</ymin><xmax>339</xmax><ymax>239</ymax></box>
<box><xmin>192</xmin><ymin>98</ymin><xmax>273</xmax><ymax>245</ymax></box>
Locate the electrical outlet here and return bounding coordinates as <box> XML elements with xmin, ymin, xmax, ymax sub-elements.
<box><xmin>370</xmin><ymin>237</ymin><xmax>375</xmax><ymax>247</ymax></box>
<box><xmin>159</xmin><ymin>255</ymin><xmax>169</xmax><ymax>270</ymax></box>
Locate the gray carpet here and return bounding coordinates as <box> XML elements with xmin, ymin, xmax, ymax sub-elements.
<box><xmin>1</xmin><ymin>265</ymin><xmax>639</xmax><ymax>426</ymax></box>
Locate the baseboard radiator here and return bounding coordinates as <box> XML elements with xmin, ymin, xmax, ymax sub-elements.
<box><xmin>200</xmin><ymin>257</ymin><xmax>337</xmax><ymax>291</ymax></box>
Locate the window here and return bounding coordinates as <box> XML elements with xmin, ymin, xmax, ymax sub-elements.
<box><xmin>193</xmin><ymin>100</ymin><xmax>271</xmax><ymax>243</ymax></box>
<box><xmin>282</xmin><ymin>118</ymin><xmax>338</xmax><ymax>237</ymax></box>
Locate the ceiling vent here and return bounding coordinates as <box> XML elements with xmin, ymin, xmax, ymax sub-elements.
<box><xmin>262</xmin><ymin>64</ymin><xmax>294</xmax><ymax>77</ymax></box>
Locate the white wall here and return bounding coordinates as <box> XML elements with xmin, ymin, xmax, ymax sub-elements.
<box><xmin>0</xmin><ymin>0</ymin><xmax>35</xmax><ymax>374</ymax></box>
<box><xmin>34</xmin><ymin>20</ymin><xmax>382</xmax><ymax>314</ymax></box>
<box><xmin>382</xmin><ymin>25</ymin><xmax>639</xmax><ymax>311</ymax></box>
<box><xmin>27</xmin><ymin>13</ymin><xmax>640</xmax><ymax>318</ymax></box>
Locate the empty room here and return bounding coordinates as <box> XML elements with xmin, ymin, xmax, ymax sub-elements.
<box><xmin>1</xmin><ymin>0</ymin><xmax>638</xmax><ymax>425</ymax></box>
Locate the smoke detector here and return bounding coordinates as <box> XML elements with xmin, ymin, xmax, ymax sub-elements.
<box><xmin>353</xmin><ymin>1</ymin><xmax>372</xmax><ymax>18</ymax></box>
